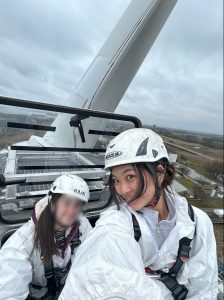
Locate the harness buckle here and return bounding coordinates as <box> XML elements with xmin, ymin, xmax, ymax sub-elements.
<box><xmin>172</xmin><ymin>283</ymin><xmax>188</xmax><ymax>300</ymax></box>
<box><xmin>160</xmin><ymin>275</ymin><xmax>188</xmax><ymax>300</ymax></box>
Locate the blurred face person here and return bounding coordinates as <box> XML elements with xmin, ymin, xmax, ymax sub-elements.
<box><xmin>53</xmin><ymin>195</ymin><xmax>83</xmax><ymax>228</ymax></box>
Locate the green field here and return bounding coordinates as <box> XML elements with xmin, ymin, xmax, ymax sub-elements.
<box><xmin>176</xmin><ymin>175</ymin><xmax>194</xmax><ymax>189</ymax></box>
<box><xmin>188</xmin><ymin>198</ymin><xmax>223</xmax><ymax>209</ymax></box>
<box><xmin>164</xmin><ymin>134</ymin><xmax>223</xmax><ymax>183</ymax></box>
<box><xmin>186</xmin><ymin>161</ymin><xmax>209</xmax><ymax>178</ymax></box>
<box><xmin>162</xmin><ymin>135</ymin><xmax>223</xmax><ymax>161</ymax></box>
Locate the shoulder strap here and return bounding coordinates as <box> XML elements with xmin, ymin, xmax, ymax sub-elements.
<box><xmin>167</xmin><ymin>203</ymin><xmax>195</xmax><ymax>276</ymax></box>
<box><xmin>188</xmin><ymin>202</ymin><xmax>195</xmax><ymax>222</ymax></box>
<box><xmin>159</xmin><ymin>203</ymin><xmax>196</xmax><ymax>300</ymax></box>
<box><xmin>42</xmin><ymin>225</ymin><xmax>81</xmax><ymax>297</ymax></box>
<box><xmin>159</xmin><ymin>235</ymin><xmax>193</xmax><ymax>300</ymax></box>
<box><xmin>70</xmin><ymin>227</ymin><xmax>82</xmax><ymax>255</ymax></box>
<box><xmin>62</xmin><ymin>222</ymin><xmax>80</xmax><ymax>256</ymax></box>
<box><xmin>168</xmin><ymin>237</ymin><xmax>192</xmax><ymax>276</ymax></box>
<box><xmin>44</xmin><ymin>260</ymin><xmax>56</xmax><ymax>298</ymax></box>
<box><xmin>132</xmin><ymin>203</ymin><xmax>195</xmax><ymax>243</ymax></box>
<box><xmin>131</xmin><ymin>213</ymin><xmax>141</xmax><ymax>242</ymax></box>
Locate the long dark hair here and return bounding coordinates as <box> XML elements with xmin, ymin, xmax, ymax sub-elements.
<box><xmin>34</xmin><ymin>192</ymin><xmax>61</xmax><ymax>263</ymax></box>
<box><xmin>108</xmin><ymin>159</ymin><xmax>175</xmax><ymax>209</ymax></box>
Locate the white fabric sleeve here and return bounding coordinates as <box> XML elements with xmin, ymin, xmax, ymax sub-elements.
<box><xmin>186</xmin><ymin>214</ymin><xmax>218</xmax><ymax>300</ymax></box>
<box><xmin>0</xmin><ymin>229</ymin><xmax>33</xmax><ymax>300</ymax></box>
<box><xmin>79</xmin><ymin>215</ymin><xmax>92</xmax><ymax>242</ymax></box>
<box><xmin>60</xmin><ymin>225</ymin><xmax>164</xmax><ymax>300</ymax></box>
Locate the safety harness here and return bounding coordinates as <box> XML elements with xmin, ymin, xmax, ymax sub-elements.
<box><xmin>43</xmin><ymin>223</ymin><xmax>81</xmax><ymax>299</ymax></box>
<box><xmin>131</xmin><ymin>203</ymin><xmax>195</xmax><ymax>300</ymax></box>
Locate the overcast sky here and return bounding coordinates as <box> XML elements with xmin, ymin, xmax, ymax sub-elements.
<box><xmin>0</xmin><ymin>0</ymin><xmax>223</xmax><ymax>134</ymax></box>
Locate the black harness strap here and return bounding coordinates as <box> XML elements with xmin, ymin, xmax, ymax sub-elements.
<box><xmin>44</xmin><ymin>261</ymin><xmax>57</xmax><ymax>299</ymax></box>
<box><xmin>158</xmin><ymin>235</ymin><xmax>192</xmax><ymax>300</ymax></box>
<box><xmin>131</xmin><ymin>213</ymin><xmax>141</xmax><ymax>242</ymax></box>
<box><xmin>57</xmin><ymin>229</ymin><xmax>82</xmax><ymax>282</ymax></box>
<box><xmin>159</xmin><ymin>276</ymin><xmax>188</xmax><ymax>300</ymax></box>
<box><xmin>168</xmin><ymin>237</ymin><xmax>192</xmax><ymax>277</ymax></box>
<box><xmin>43</xmin><ymin>226</ymin><xmax>81</xmax><ymax>299</ymax></box>
<box><xmin>70</xmin><ymin>229</ymin><xmax>82</xmax><ymax>254</ymax></box>
<box><xmin>188</xmin><ymin>202</ymin><xmax>195</xmax><ymax>222</ymax></box>
<box><xmin>132</xmin><ymin>202</ymin><xmax>196</xmax><ymax>300</ymax></box>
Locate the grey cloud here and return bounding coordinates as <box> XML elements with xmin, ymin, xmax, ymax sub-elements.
<box><xmin>0</xmin><ymin>0</ymin><xmax>129</xmax><ymax>102</ymax></box>
<box><xmin>116</xmin><ymin>0</ymin><xmax>223</xmax><ymax>134</ymax></box>
<box><xmin>0</xmin><ymin>0</ymin><xmax>222</xmax><ymax>134</ymax></box>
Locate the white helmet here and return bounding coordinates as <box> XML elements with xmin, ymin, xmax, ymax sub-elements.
<box><xmin>50</xmin><ymin>174</ymin><xmax>90</xmax><ymax>203</ymax></box>
<box><xmin>105</xmin><ymin>128</ymin><xmax>169</xmax><ymax>170</ymax></box>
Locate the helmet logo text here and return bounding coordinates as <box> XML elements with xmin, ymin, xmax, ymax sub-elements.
<box><xmin>74</xmin><ymin>188</ymin><xmax>85</xmax><ymax>196</ymax></box>
<box><xmin>106</xmin><ymin>151</ymin><xmax>123</xmax><ymax>160</ymax></box>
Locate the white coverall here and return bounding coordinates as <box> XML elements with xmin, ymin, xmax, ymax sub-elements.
<box><xmin>59</xmin><ymin>190</ymin><xmax>218</xmax><ymax>300</ymax></box>
<box><xmin>0</xmin><ymin>196</ymin><xmax>92</xmax><ymax>300</ymax></box>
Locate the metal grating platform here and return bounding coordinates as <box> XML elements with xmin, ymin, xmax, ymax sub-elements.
<box><xmin>81</xmin><ymin>153</ymin><xmax>105</xmax><ymax>165</ymax></box>
<box><xmin>16</xmin><ymin>153</ymin><xmax>86</xmax><ymax>174</ymax></box>
<box><xmin>0</xmin><ymin>154</ymin><xmax>6</xmax><ymax>174</ymax></box>
<box><xmin>218</xmin><ymin>258</ymin><xmax>224</xmax><ymax>283</ymax></box>
<box><xmin>0</xmin><ymin>150</ymin><xmax>109</xmax><ymax>216</ymax></box>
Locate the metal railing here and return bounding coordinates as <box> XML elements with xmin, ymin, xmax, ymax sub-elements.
<box><xmin>0</xmin><ymin>95</ymin><xmax>142</xmax><ymax>224</ymax></box>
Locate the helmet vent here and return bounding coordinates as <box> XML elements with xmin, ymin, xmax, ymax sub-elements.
<box><xmin>136</xmin><ymin>137</ymin><xmax>149</xmax><ymax>156</ymax></box>
<box><xmin>152</xmin><ymin>149</ymin><xmax>158</xmax><ymax>158</ymax></box>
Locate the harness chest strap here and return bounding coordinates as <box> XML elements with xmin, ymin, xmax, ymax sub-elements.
<box><xmin>159</xmin><ymin>275</ymin><xmax>188</xmax><ymax>300</ymax></box>
<box><xmin>43</xmin><ymin>223</ymin><xmax>81</xmax><ymax>298</ymax></box>
<box><xmin>132</xmin><ymin>203</ymin><xmax>195</xmax><ymax>300</ymax></box>
<box><xmin>158</xmin><ymin>236</ymin><xmax>193</xmax><ymax>300</ymax></box>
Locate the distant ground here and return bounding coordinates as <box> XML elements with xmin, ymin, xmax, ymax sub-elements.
<box><xmin>188</xmin><ymin>199</ymin><xmax>223</xmax><ymax>209</ymax></box>
<box><xmin>0</xmin><ymin>131</ymin><xmax>44</xmax><ymax>149</ymax></box>
<box><xmin>162</xmin><ymin>135</ymin><xmax>223</xmax><ymax>161</ymax></box>
<box><xmin>168</xmin><ymin>144</ymin><xmax>211</xmax><ymax>177</ymax></box>
<box><xmin>214</xmin><ymin>224</ymin><xmax>224</xmax><ymax>261</ymax></box>
<box><xmin>175</xmin><ymin>172</ymin><xmax>195</xmax><ymax>189</ymax></box>
<box><xmin>165</xmin><ymin>143</ymin><xmax>223</xmax><ymax>183</ymax></box>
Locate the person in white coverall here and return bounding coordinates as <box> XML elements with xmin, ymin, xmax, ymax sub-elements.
<box><xmin>0</xmin><ymin>174</ymin><xmax>92</xmax><ymax>300</ymax></box>
<box><xmin>60</xmin><ymin>128</ymin><xmax>218</xmax><ymax>300</ymax></box>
